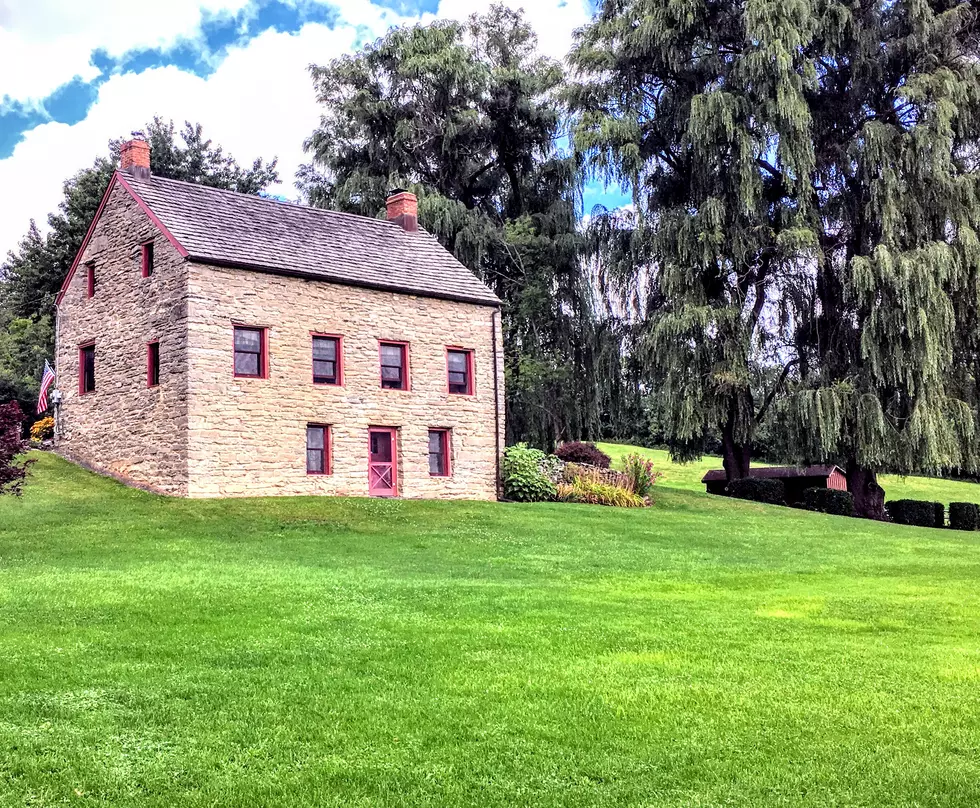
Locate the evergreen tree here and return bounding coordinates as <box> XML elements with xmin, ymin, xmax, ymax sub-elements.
<box><xmin>300</xmin><ymin>5</ymin><xmax>612</xmax><ymax>448</ymax></box>
<box><xmin>0</xmin><ymin>118</ymin><xmax>279</xmax><ymax>413</ymax></box>
<box><xmin>570</xmin><ymin>0</ymin><xmax>817</xmax><ymax>478</ymax></box>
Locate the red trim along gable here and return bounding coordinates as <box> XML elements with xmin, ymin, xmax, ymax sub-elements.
<box><xmin>55</xmin><ymin>171</ymin><xmax>188</xmax><ymax>307</ymax></box>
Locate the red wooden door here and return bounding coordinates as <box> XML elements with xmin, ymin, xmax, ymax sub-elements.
<box><xmin>368</xmin><ymin>428</ymin><xmax>397</xmax><ymax>496</ymax></box>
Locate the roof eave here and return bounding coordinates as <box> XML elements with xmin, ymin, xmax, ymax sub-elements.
<box><xmin>187</xmin><ymin>255</ymin><xmax>502</xmax><ymax>308</ymax></box>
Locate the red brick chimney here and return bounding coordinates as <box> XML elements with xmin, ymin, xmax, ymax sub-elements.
<box><xmin>120</xmin><ymin>139</ymin><xmax>151</xmax><ymax>178</ymax></box>
<box><xmin>386</xmin><ymin>189</ymin><xmax>418</xmax><ymax>232</ymax></box>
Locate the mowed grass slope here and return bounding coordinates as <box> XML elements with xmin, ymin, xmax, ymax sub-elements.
<box><xmin>2</xmin><ymin>453</ymin><xmax>980</xmax><ymax>807</ymax></box>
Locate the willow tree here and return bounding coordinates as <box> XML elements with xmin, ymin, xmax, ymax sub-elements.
<box><xmin>776</xmin><ymin>0</ymin><xmax>980</xmax><ymax>517</ymax></box>
<box><xmin>570</xmin><ymin>0</ymin><xmax>818</xmax><ymax>478</ymax></box>
<box><xmin>299</xmin><ymin>5</ymin><xmax>613</xmax><ymax>448</ymax></box>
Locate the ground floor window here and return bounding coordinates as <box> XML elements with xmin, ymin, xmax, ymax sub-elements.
<box><xmin>307</xmin><ymin>424</ymin><xmax>330</xmax><ymax>474</ymax></box>
<box><xmin>428</xmin><ymin>429</ymin><xmax>451</xmax><ymax>477</ymax></box>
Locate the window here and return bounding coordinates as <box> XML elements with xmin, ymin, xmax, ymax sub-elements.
<box><xmin>234</xmin><ymin>326</ymin><xmax>266</xmax><ymax>378</ymax></box>
<box><xmin>379</xmin><ymin>341</ymin><xmax>408</xmax><ymax>390</ymax></box>
<box><xmin>86</xmin><ymin>264</ymin><xmax>95</xmax><ymax>298</ymax></box>
<box><xmin>147</xmin><ymin>341</ymin><xmax>160</xmax><ymax>387</ymax></box>
<box><xmin>141</xmin><ymin>242</ymin><xmax>154</xmax><ymax>277</ymax></box>
<box><xmin>447</xmin><ymin>349</ymin><xmax>474</xmax><ymax>395</ymax></box>
<box><xmin>79</xmin><ymin>343</ymin><xmax>95</xmax><ymax>394</ymax></box>
<box><xmin>307</xmin><ymin>425</ymin><xmax>330</xmax><ymax>475</ymax></box>
<box><xmin>428</xmin><ymin>429</ymin><xmax>451</xmax><ymax>477</ymax></box>
<box><xmin>312</xmin><ymin>335</ymin><xmax>341</xmax><ymax>385</ymax></box>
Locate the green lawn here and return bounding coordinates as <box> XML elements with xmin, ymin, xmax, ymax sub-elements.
<box><xmin>2</xmin><ymin>452</ymin><xmax>980</xmax><ymax>806</ymax></box>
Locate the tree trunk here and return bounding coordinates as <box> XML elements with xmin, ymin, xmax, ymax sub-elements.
<box><xmin>722</xmin><ymin>422</ymin><xmax>751</xmax><ymax>481</ymax></box>
<box><xmin>846</xmin><ymin>462</ymin><xmax>886</xmax><ymax>520</ymax></box>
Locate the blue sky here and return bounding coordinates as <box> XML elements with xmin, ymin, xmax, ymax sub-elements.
<box><xmin>0</xmin><ymin>0</ymin><xmax>628</xmax><ymax>257</ymax></box>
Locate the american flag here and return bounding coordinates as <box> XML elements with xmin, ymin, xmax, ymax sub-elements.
<box><xmin>37</xmin><ymin>360</ymin><xmax>56</xmax><ymax>415</ymax></box>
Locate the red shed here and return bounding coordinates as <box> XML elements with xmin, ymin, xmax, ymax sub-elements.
<box><xmin>702</xmin><ymin>465</ymin><xmax>848</xmax><ymax>505</ymax></box>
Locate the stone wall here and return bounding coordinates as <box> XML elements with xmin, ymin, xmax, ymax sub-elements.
<box><xmin>184</xmin><ymin>263</ymin><xmax>505</xmax><ymax>500</ymax></box>
<box><xmin>55</xmin><ymin>181</ymin><xmax>189</xmax><ymax>495</ymax></box>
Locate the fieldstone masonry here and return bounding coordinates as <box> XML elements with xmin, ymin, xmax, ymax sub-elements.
<box><xmin>56</xmin><ymin>182</ymin><xmax>505</xmax><ymax>500</ymax></box>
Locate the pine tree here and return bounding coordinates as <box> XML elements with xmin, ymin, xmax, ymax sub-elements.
<box><xmin>570</xmin><ymin>0</ymin><xmax>818</xmax><ymax>478</ymax></box>
<box><xmin>300</xmin><ymin>5</ymin><xmax>615</xmax><ymax>448</ymax></box>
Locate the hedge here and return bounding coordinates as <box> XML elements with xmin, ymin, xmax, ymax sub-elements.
<box><xmin>886</xmin><ymin>499</ymin><xmax>945</xmax><ymax>528</ymax></box>
<box><xmin>727</xmin><ymin>478</ymin><xmax>785</xmax><ymax>505</ymax></box>
<box><xmin>949</xmin><ymin>502</ymin><xmax>980</xmax><ymax>531</ymax></box>
<box><xmin>802</xmin><ymin>487</ymin><xmax>854</xmax><ymax>517</ymax></box>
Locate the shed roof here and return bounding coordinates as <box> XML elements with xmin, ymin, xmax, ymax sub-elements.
<box><xmin>701</xmin><ymin>465</ymin><xmax>845</xmax><ymax>483</ymax></box>
<box><xmin>59</xmin><ymin>171</ymin><xmax>501</xmax><ymax>308</ymax></box>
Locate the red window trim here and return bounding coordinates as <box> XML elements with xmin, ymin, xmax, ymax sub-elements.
<box><xmin>233</xmin><ymin>324</ymin><xmax>269</xmax><ymax>379</ymax></box>
<box><xmin>146</xmin><ymin>340</ymin><xmax>160</xmax><ymax>387</ymax></box>
<box><xmin>141</xmin><ymin>241</ymin><xmax>154</xmax><ymax>278</ymax></box>
<box><xmin>86</xmin><ymin>264</ymin><xmax>95</xmax><ymax>298</ymax></box>
<box><xmin>378</xmin><ymin>340</ymin><xmax>410</xmax><ymax>391</ymax></box>
<box><xmin>78</xmin><ymin>341</ymin><xmax>95</xmax><ymax>396</ymax></box>
<box><xmin>306</xmin><ymin>423</ymin><xmax>332</xmax><ymax>476</ymax></box>
<box><xmin>429</xmin><ymin>428</ymin><xmax>452</xmax><ymax>477</ymax></box>
<box><xmin>311</xmin><ymin>332</ymin><xmax>344</xmax><ymax>386</ymax></box>
<box><xmin>446</xmin><ymin>347</ymin><xmax>475</xmax><ymax>396</ymax></box>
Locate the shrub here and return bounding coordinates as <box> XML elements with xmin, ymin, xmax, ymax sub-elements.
<box><xmin>886</xmin><ymin>499</ymin><xmax>945</xmax><ymax>528</ymax></box>
<box><xmin>726</xmin><ymin>477</ymin><xmax>786</xmax><ymax>505</ymax></box>
<box><xmin>30</xmin><ymin>416</ymin><xmax>55</xmax><ymax>443</ymax></box>
<box><xmin>622</xmin><ymin>453</ymin><xmax>661</xmax><ymax>500</ymax></box>
<box><xmin>554</xmin><ymin>441</ymin><xmax>611</xmax><ymax>468</ymax></box>
<box><xmin>556</xmin><ymin>477</ymin><xmax>646</xmax><ymax>508</ymax></box>
<box><xmin>0</xmin><ymin>402</ymin><xmax>33</xmax><ymax>496</ymax></box>
<box><xmin>802</xmin><ymin>488</ymin><xmax>855</xmax><ymax>517</ymax></box>
<box><xmin>949</xmin><ymin>502</ymin><xmax>979</xmax><ymax>531</ymax></box>
<box><xmin>563</xmin><ymin>462</ymin><xmax>632</xmax><ymax>490</ymax></box>
<box><xmin>502</xmin><ymin>443</ymin><xmax>557</xmax><ymax>503</ymax></box>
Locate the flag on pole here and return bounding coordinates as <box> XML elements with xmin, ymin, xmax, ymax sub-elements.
<box><xmin>37</xmin><ymin>360</ymin><xmax>56</xmax><ymax>414</ymax></box>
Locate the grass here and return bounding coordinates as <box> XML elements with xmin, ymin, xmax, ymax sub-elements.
<box><xmin>2</xmin><ymin>451</ymin><xmax>980</xmax><ymax>806</ymax></box>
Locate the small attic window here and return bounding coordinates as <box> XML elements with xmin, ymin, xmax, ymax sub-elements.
<box><xmin>86</xmin><ymin>263</ymin><xmax>95</xmax><ymax>298</ymax></box>
<box><xmin>141</xmin><ymin>242</ymin><xmax>154</xmax><ymax>277</ymax></box>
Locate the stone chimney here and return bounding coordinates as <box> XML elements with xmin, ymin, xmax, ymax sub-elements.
<box><xmin>120</xmin><ymin>139</ymin><xmax>151</xmax><ymax>179</ymax></box>
<box><xmin>386</xmin><ymin>189</ymin><xmax>418</xmax><ymax>232</ymax></box>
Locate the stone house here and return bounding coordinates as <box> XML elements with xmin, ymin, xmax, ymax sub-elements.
<box><xmin>54</xmin><ymin>139</ymin><xmax>504</xmax><ymax>499</ymax></box>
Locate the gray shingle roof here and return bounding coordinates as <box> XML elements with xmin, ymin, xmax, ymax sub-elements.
<box><xmin>122</xmin><ymin>173</ymin><xmax>500</xmax><ymax>307</ymax></box>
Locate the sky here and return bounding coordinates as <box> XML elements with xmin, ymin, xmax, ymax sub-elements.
<box><xmin>0</xmin><ymin>0</ymin><xmax>630</xmax><ymax>260</ymax></box>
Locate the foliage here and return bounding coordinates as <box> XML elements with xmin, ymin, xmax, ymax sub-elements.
<box><xmin>555</xmin><ymin>476</ymin><xmax>646</xmax><ymax>508</ymax></box>
<box><xmin>300</xmin><ymin>6</ymin><xmax>622</xmax><ymax>448</ymax></box>
<box><xmin>621</xmin><ymin>453</ymin><xmax>661</xmax><ymax>500</ymax></box>
<box><xmin>30</xmin><ymin>416</ymin><xmax>54</xmax><ymax>443</ymax></box>
<box><xmin>802</xmin><ymin>488</ymin><xmax>855</xmax><ymax>518</ymax></box>
<box><xmin>727</xmin><ymin>478</ymin><xmax>786</xmax><ymax>506</ymax></box>
<box><xmin>949</xmin><ymin>502</ymin><xmax>980</xmax><ymax>532</ymax></box>
<box><xmin>501</xmin><ymin>443</ymin><xmax>557</xmax><ymax>502</ymax></box>
<box><xmin>562</xmin><ymin>462</ymin><xmax>632</xmax><ymax>491</ymax></box>
<box><xmin>0</xmin><ymin>118</ymin><xmax>279</xmax><ymax>407</ymax></box>
<box><xmin>886</xmin><ymin>500</ymin><xmax>946</xmax><ymax>529</ymax></box>
<box><xmin>554</xmin><ymin>441</ymin><xmax>611</xmax><ymax>469</ymax></box>
<box><xmin>0</xmin><ymin>401</ymin><xmax>32</xmax><ymax>495</ymax></box>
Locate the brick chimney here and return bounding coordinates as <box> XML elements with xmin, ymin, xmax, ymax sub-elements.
<box><xmin>386</xmin><ymin>189</ymin><xmax>418</xmax><ymax>232</ymax></box>
<box><xmin>120</xmin><ymin>139</ymin><xmax>151</xmax><ymax>179</ymax></box>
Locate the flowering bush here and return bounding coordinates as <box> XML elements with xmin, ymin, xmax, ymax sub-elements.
<box><xmin>554</xmin><ymin>441</ymin><xmax>611</xmax><ymax>468</ymax></box>
<box><xmin>30</xmin><ymin>416</ymin><xmax>55</xmax><ymax>443</ymax></box>
<box><xmin>622</xmin><ymin>453</ymin><xmax>661</xmax><ymax>500</ymax></box>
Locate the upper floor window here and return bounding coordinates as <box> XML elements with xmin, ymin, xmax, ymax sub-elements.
<box><xmin>380</xmin><ymin>341</ymin><xmax>408</xmax><ymax>390</ymax></box>
<box><xmin>147</xmin><ymin>341</ymin><xmax>160</xmax><ymax>387</ymax></box>
<box><xmin>312</xmin><ymin>335</ymin><xmax>341</xmax><ymax>385</ymax></box>
<box><xmin>307</xmin><ymin>424</ymin><xmax>331</xmax><ymax>475</ymax></box>
<box><xmin>447</xmin><ymin>349</ymin><xmax>474</xmax><ymax>395</ymax></box>
<box><xmin>234</xmin><ymin>326</ymin><xmax>267</xmax><ymax>378</ymax></box>
<box><xmin>86</xmin><ymin>264</ymin><xmax>95</xmax><ymax>298</ymax></box>
<box><xmin>428</xmin><ymin>429</ymin><xmax>451</xmax><ymax>476</ymax></box>
<box><xmin>79</xmin><ymin>343</ymin><xmax>96</xmax><ymax>394</ymax></box>
<box><xmin>141</xmin><ymin>242</ymin><xmax>154</xmax><ymax>278</ymax></box>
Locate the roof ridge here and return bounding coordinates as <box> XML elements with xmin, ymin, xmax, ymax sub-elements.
<box><xmin>123</xmin><ymin>171</ymin><xmax>410</xmax><ymax>233</ymax></box>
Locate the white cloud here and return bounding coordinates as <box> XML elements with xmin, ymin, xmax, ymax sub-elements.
<box><xmin>0</xmin><ymin>0</ymin><xmax>589</xmax><ymax>259</ymax></box>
